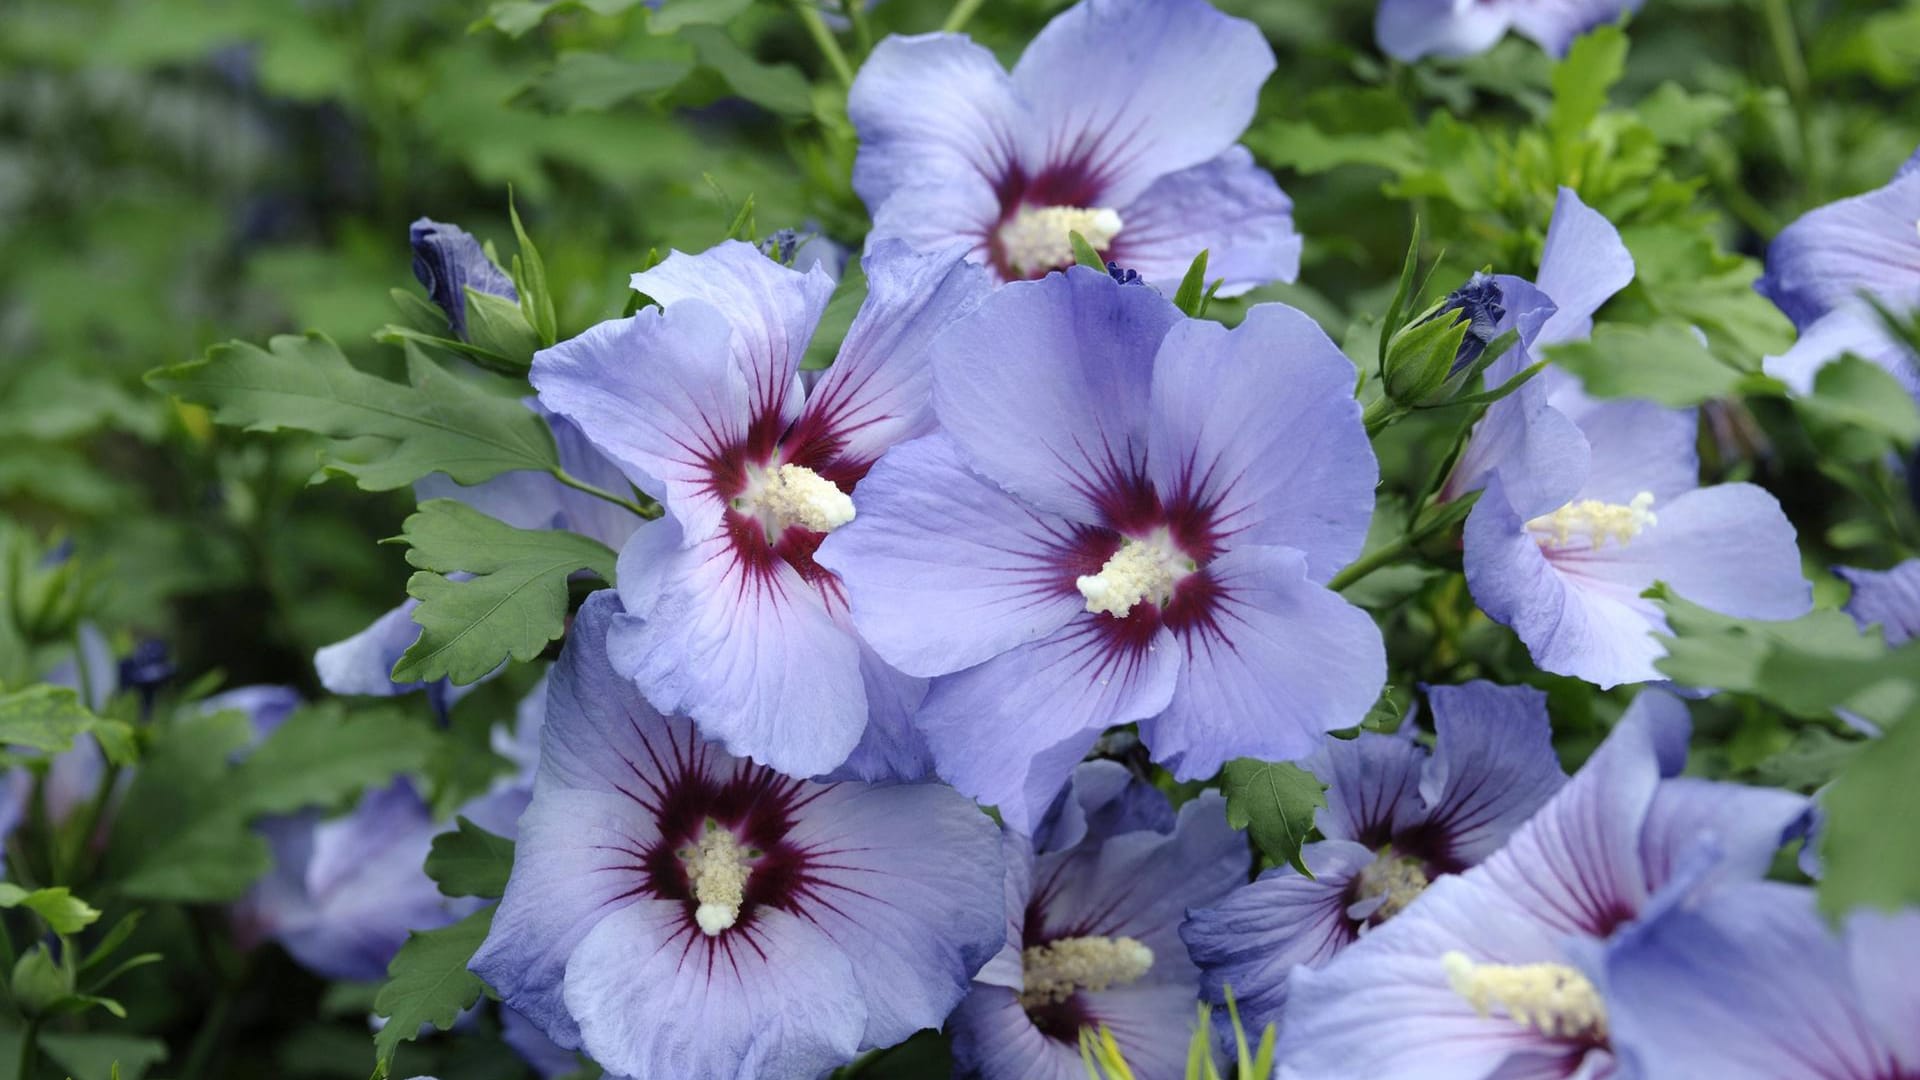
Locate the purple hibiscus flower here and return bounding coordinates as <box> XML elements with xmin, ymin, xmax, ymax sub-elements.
<box><xmin>1602</xmin><ymin>882</ymin><xmax>1920</xmax><ymax>1078</ymax></box>
<box><xmin>469</xmin><ymin>591</ymin><xmax>1005</xmax><ymax>1080</ymax></box>
<box><xmin>1436</xmin><ymin>190</ymin><xmax>1810</xmax><ymax>687</ymax></box>
<box><xmin>529</xmin><ymin>239</ymin><xmax>987</xmax><ymax>780</ymax></box>
<box><xmin>1760</xmin><ymin>146</ymin><xmax>1920</xmax><ymax>399</ymax></box>
<box><xmin>847</xmin><ymin>0</ymin><xmax>1298</xmax><ymax>294</ymax></box>
<box><xmin>950</xmin><ymin>762</ymin><xmax>1248</xmax><ymax>1080</ymax></box>
<box><xmin>816</xmin><ymin>267</ymin><xmax>1385</xmax><ymax>830</ymax></box>
<box><xmin>316</xmin><ymin>220</ymin><xmax>641</xmax><ymax>706</ymax></box>
<box><xmin>1275</xmin><ymin>690</ymin><xmax>1810</xmax><ymax>1079</ymax></box>
<box><xmin>1181</xmin><ymin>681</ymin><xmax>1566</xmax><ymax>1032</ymax></box>
<box><xmin>1376</xmin><ymin>0</ymin><xmax>1643</xmax><ymax>62</ymax></box>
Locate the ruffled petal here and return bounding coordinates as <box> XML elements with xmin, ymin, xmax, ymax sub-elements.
<box><xmin>815</xmin><ymin>434</ymin><xmax>1087</xmax><ymax>678</ymax></box>
<box><xmin>949</xmin><ymin>986</ymin><xmax>1086</xmax><ymax>1080</ymax></box>
<box><xmin>1848</xmin><ymin>907</ymin><xmax>1920</xmax><ymax>1068</ymax></box>
<box><xmin>314</xmin><ymin>600</ymin><xmax>427</xmax><ymax>697</ymax></box>
<box><xmin>1309</xmin><ymin>731</ymin><xmax>1428</xmax><ymax>849</ymax></box>
<box><xmin>917</xmin><ymin>619</ymin><xmax>1181</xmax><ymax>833</ymax></box>
<box><xmin>1604</xmin><ymin>882</ymin><xmax>1900</xmax><ymax>1080</ymax></box>
<box><xmin>562</xmin><ymin>902</ymin><xmax>866</xmax><ymax>1080</ymax></box>
<box><xmin>1374</xmin><ymin>0</ymin><xmax>1513</xmax><ymax>62</ymax></box>
<box><xmin>931</xmin><ymin>267</ymin><xmax>1180</xmax><ymax>523</ymax></box>
<box><xmin>848</xmin><ymin>34</ymin><xmax>1024</xmax><ymax>213</ymax></box>
<box><xmin>1146</xmin><ymin>304</ymin><xmax>1376</xmax><ymax>582</ymax></box>
<box><xmin>790</xmin><ymin>243</ymin><xmax>989</xmax><ymax>475</ymax></box>
<box><xmin>1758</xmin><ymin>167</ymin><xmax>1920</xmax><ymax>328</ymax></box>
<box><xmin>1444</xmin><ymin>367</ymin><xmax>1590</xmax><ymax>519</ymax></box>
<box><xmin>823</xmin><ymin>643</ymin><xmax>933</xmax><ymax>783</ymax></box>
<box><xmin>1143</xmin><ymin>545</ymin><xmax>1386</xmax><ymax>779</ymax></box>
<box><xmin>1838</xmin><ymin>559</ymin><xmax>1920</xmax><ymax>646</ymax></box>
<box><xmin>780</xmin><ymin>780</ymin><xmax>1006</xmax><ymax>1048</ymax></box>
<box><xmin>1639</xmin><ymin>777</ymin><xmax>1809</xmax><ymax>895</ymax></box>
<box><xmin>606</xmin><ymin>528</ymin><xmax>867</xmax><ymax>779</ymax></box>
<box><xmin>628</xmin><ymin>240</ymin><xmax>833</xmax><ymax>439</ymax></box>
<box><xmin>1764</xmin><ymin>300</ymin><xmax>1920</xmax><ymax>399</ymax></box>
<box><xmin>864</xmin><ymin>179</ymin><xmax>999</xmax><ymax>270</ymax></box>
<box><xmin>1180</xmin><ymin>840</ymin><xmax>1372</xmax><ymax>1033</ymax></box>
<box><xmin>530</xmin><ymin>301</ymin><xmax>746</xmax><ymax>542</ymax></box>
<box><xmin>1011</xmin><ymin>0</ymin><xmax>1273</xmax><ymax>207</ymax></box>
<box><xmin>1464</xmin><ymin>477</ymin><xmax>1669</xmax><ymax>687</ymax></box>
<box><xmin>1419</xmin><ymin>682</ymin><xmax>1566</xmax><ymax>867</ymax></box>
<box><xmin>1108</xmin><ymin>148</ymin><xmax>1300</xmax><ymax>296</ymax></box>
<box><xmin>1032</xmin><ymin>760</ymin><xmax>1175</xmax><ymax>855</ymax></box>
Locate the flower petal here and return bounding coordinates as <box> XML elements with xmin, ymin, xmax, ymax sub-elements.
<box><xmin>562</xmin><ymin>902</ymin><xmax>867</xmax><ymax>1080</ymax></box>
<box><xmin>949</xmin><ymin>986</ymin><xmax>1086</xmax><ymax>1080</ymax></box>
<box><xmin>918</xmin><ymin>619</ymin><xmax>1181</xmax><ymax>833</ymax></box>
<box><xmin>1181</xmin><ymin>839</ymin><xmax>1372</xmax><ymax>1033</ymax></box>
<box><xmin>1444</xmin><ymin>362</ymin><xmax>1590</xmax><ymax>519</ymax></box>
<box><xmin>314</xmin><ymin>600</ymin><xmax>427</xmax><ymax>698</ymax></box>
<box><xmin>1508</xmin><ymin>0</ymin><xmax>1643</xmax><ymax>58</ymax></box>
<box><xmin>1418</xmin><ymin>681</ymin><xmax>1567</xmax><ymax>867</ymax></box>
<box><xmin>1764</xmin><ymin>300</ymin><xmax>1920</xmax><ymax>399</ymax></box>
<box><xmin>781</xmin><ymin>780</ymin><xmax>1006</xmax><ymax>1048</ymax></box>
<box><xmin>1080</xmin><ymin>981</ymin><xmax>1215</xmax><ymax>1078</ymax></box>
<box><xmin>1639</xmin><ymin>777</ymin><xmax>1808</xmax><ymax>896</ymax></box>
<box><xmin>865</xmin><ymin>179</ymin><xmax>999</xmax><ymax>271</ymax></box>
<box><xmin>1147</xmin><ymin>304</ymin><xmax>1376</xmax><ymax>582</ymax></box>
<box><xmin>816</xmin><ymin>433</ymin><xmax>1089</xmax><ymax>678</ymax></box>
<box><xmin>628</xmin><ymin>240</ymin><xmax>832</xmax><ymax>439</ymax></box>
<box><xmin>1838</xmin><ymin>558</ymin><xmax>1920</xmax><ymax>646</ymax></box>
<box><xmin>1108</xmin><ymin>147</ymin><xmax>1300</xmax><ymax>296</ymax></box>
<box><xmin>848</xmin><ymin>34</ymin><xmax>1025</xmax><ymax>214</ymax></box>
<box><xmin>606</xmin><ymin>527</ymin><xmax>867</xmax><ymax>779</ymax></box>
<box><xmin>931</xmin><ymin>267</ymin><xmax>1180</xmax><ymax>524</ymax></box>
<box><xmin>1011</xmin><ymin>0</ymin><xmax>1273</xmax><ymax>207</ymax></box>
<box><xmin>1374</xmin><ymin>0</ymin><xmax>1513</xmax><ymax>62</ymax></box>
<box><xmin>1552</xmin><ymin>394</ymin><xmax>1699</xmax><ymax>506</ymax></box>
<box><xmin>1605</xmin><ymin>882</ymin><xmax>1901</xmax><ymax>1080</ymax></box>
<box><xmin>1758</xmin><ymin>165</ymin><xmax>1920</xmax><ymax>328</ymax></box>
<box><xmin>530</xmin><ymin>301</ymin><xmax>745</xmax><ymax>542</ymax></box>
<box><xmin>1533</xmin><ymin>187</ymin><xmax>1637</xmax><ymax>345</ymax></box>
<box><xmin>1143</xmin><ymin>545</ymin><xmax>1386</xmax><ymax>780</ymax></box>
<box><xmin>1848</xmin><ymin>907</ymin><xmax>1920</xmax><ymax>1068</ymax></box>
<box><xmin>789</xmin><ymin>242</ymin><xmax>989</xmax><ymax>476</ymax></box>
<box><xmin>1032</xmin><ymin>760</ymin><xmax>1175</xmax><ymax>855</ymax></box>
<box><xmin>1309</xmin><ymin>731</ymin><xmax>1428</xmax><ymax>849</ymax></box>
<box><xmin>823</xmin><ymin>643</ymin><xmax>934</xmax><ymax>783</ymax></box>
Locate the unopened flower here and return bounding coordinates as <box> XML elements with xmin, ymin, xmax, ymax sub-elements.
<box><xmin>531</xmin><ymin>240</ymin><xmax>987</xmax><ymax>779</ymax></box>
<box><xmin>470</xmin><ymin>592</ymin><xmax>1004</xmax><ymax>1080</ymax></box>
<box><xmin>410</xmin><ymin>218</ymin><xmax>518</xmax><ymax>342</ymax></box>
<box><xmin>818</xmin><ymin>267</ymin><xmax>1384</xmax><ymax>829</ymax></box>
<box><xmin>1181</xmin><ymin>681</ymin><xmax>1565</xmax><ymax>1031</ymax></box>
<box><xmin>949</xmin><ymin>763</ymin><xmax>1248</xmax><ymax>1080</ymax></box>
<box><xmin>1276</xmin><ymin>691</ymin><xmax>1810</xmax><ymax>1078</ymax></box>
<box><xmin>848</xmin><ymin>0</ymin><xmax>1298</xmax><ymax>293</ymax></box>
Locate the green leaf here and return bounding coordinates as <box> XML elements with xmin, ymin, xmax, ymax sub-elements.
<box><xmin>372</xmin><ymin>906</ymin><xmax>496</xmax><ymax>1077</ymax></box>
<box><xmin>1548</xmin><ymin>24</ymin><xmax>1628</xmax><ymax>155</ymax></box>
<box><xmin>681</xmin><ymin>26</ymin><xmax>813</xmax><ymax>117</ymax></box>
<box><xmin>1653</xmin><ymin>587</ymin><xmax>1920</xmax><ymax>729</ymax></box>
<box><xmin>1799</xmin><ymin>353</ymin><xmax>1920</xmax><ymax>445</ymax></box>
<box><xmin>509</xmin><ymin>195</ymin><xmax>559</xmax><ymax>348</ymax></box>
<box><xmin>1220</xmin><ymin>759</ymin><xmax>1326</xmax><ymax>875</ymax></box>
<box><xmin>527</xmin><ymin>51</ymin><xmax>694</xmax><ymax>112</ymax></box>
<box><xmin>1245</xmin><ymin>119</ymin><xmax>1422</xmax><ymax>175</ymax></box>
<box><xmin>37</xmin><ymin>1032</ymin><xmax>168</xmax><ymax>1080</ymax></box>
<box><xmin>392</xmin><ymin>500</ymin><xmax>618</xmax><ymax>685</ymax></box>
<box><xmin>233</xmin><ymin>701</ymin><xmax>440</xmax><ymax>816</ymax></box>
<box><xmin>149</xmin><ymin>335</ymin><xmax>558</xmax><ymax>492</ymax></box>
<box><xmin>11</xmin><ymin>944</ymin><xmax>73</xmax><ymax>1016</ymax></box>
<box><xmin>1546</xmin><ymin>322</ymin><xmax>1743</xmax><ymax>406</ymax></box>
<box><xmin>1633</xmin><ymin>83</ymin><xmax>1734</xmax><ymax>146</ymax></box>
<box><xmin>0</xmin><ymin>684</ymin><xmax>135</xmax><ymax>765</ymax></box>
<box><xmin>102</xmin><ymin>710</ymin><xmax>268</xmax><ymax>902</ymax></box>
<box><xmin>1068</xmin><ymin>231</ymin><xmax>1106</xmax><ymax>273</ymax></box>
<box><xmin>649</xmin><ymin>0</ymin><xmax>754</xmax><ymax>33</ymax></box>
<box><xmin>1172</xmin><ymin>250</ymin><xmax>1211</xmax><ymax>317</ymax></box>
<box><xmin>425</xmin><ymin>817</ymin><xmax>516</xmax><ymax>899</ymax></box>
<box><xmin>0</xmin><ymin>884</ymin><xmax>101</xmax><ymax>934</ymax></box>
<box><xmin>1820</xmin><ymin>714</ymin><xmax>1920</xmax><ymax>917</ymax></box>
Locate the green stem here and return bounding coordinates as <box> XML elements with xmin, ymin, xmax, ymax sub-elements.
<box><xmin>179</xmin><ymin>981</ymin><xmax>236</xmax><ymax>1080</ymax></box>
<box><xmin>941</xmin><ymin>0</ymin><xmax>987</xmax><ymax>33</ymax></box>
<box><xmin>793</xmin><ymin>2</ymin><xmax>856</xmax><ymax>89</ymax></box>
<box><xmin>1327</xmin><ymin>532</ymin><xmax>1416</xmax><ymax>593</ymax></box>
<box><xmin>547</xmin><ymin>468</ymin><xmax>661</xmax><ymax>520</ymax></box>
<box><xmin>61</xmin><ymin>762</ymin><xmax>121</xmax><ymax>890</ymax></box>
<box><xmin>16</xmin><ymin>1018</ymin><xmax>37</xmax><ymax>1080</ymax></box>
<box><xmin>846</xmin><ymin>0</ymin><xmax>874</xmax><ymax>58</ymax></box>
<box><xmin>1362</xmin><ymin>396</ymin><xmax>1404</xmax><ymax>438</ymax></box>
<box><xmin>1761</xmin><ymin>0</ymin><xmax>1817</xmax><ymax>198</ymax></box>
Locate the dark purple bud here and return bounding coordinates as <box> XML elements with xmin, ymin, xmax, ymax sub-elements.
<box><xmin>409</xmin><ymin>218</ymin><xmax>519</xmax><ymax>342</ymax></box>
<box><xmin>1429</xmin><ymin>272</ymin><xmax>1506</xmax><ymax>372</ymax></box>
<box><xmin>1105</xmin><ymin>261</ymin><xmax>1143</xmax><ymax>286</ymax></box>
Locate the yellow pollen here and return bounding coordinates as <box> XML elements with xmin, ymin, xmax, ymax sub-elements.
<box><xmin>998</xmin><ymin>205</ymin><xmax>1125</xmax><ymax>276</ymax></box>
<box><xmin>680</xmin><ymin>825</ymin><xmax>753</xmax><ymax>936</ymax></box>
<box><xmin>1354</xmin><ymin>850</ymin><xmax>1429</xmax><ymax>922</ymax></box>
<box><xmin>1076</xmin><ymin>537</ymin><xmax>1187</xmax><ymax>618</ymax></box>
<box><xmin>1019</xmin><ymin>935</ymin><xmax>1155</xmax><ymax>1008</ymax></box>
<box><xmin>1526</xmin><ymin>491</ymin><xmax>1657</xmax><ymax>549</ymax></box>
<box><xmin>1442</xmin><ymin>952</ymin><xmax>1608</xmax><ymax>1041</ymax></box>
<box><xmin>750</xmin><ymin>462</ymin><xmax>855</xmax><ymax>536</ymax></box>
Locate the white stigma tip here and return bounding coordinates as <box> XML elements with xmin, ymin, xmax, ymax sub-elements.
<box><xmin>756</xmin><ymin>463</ymin><xmax>855</xmax><ymax>535</ymax></box>
<box><xmin>1020</xmin><ymin>936</ymin><xmax>1155</xmax><ymax>1008</ymax></box>
<box><xmin>1076</xmin><ymin>537</ymin><xmax>1186</xmax><ymax>618</ymax></box>
<box><xmin>1527</xmin><ymin>491</ymin><xmax>1657</xmax><ymax>549</ymax></box>
<box><xmin>1442</xmin><ymin>951</ymin><xmax>1608</xmax><ymax>1040</ymax></box>
<box><xmin>998</xmin><ymin>204</ymin><xmax>1126</xmax><ymax>276</ymax></box>
<box><xmin>680</xmin><ymin>825</ymin><xmax>752</xmax><ymax>937</ymax></box>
